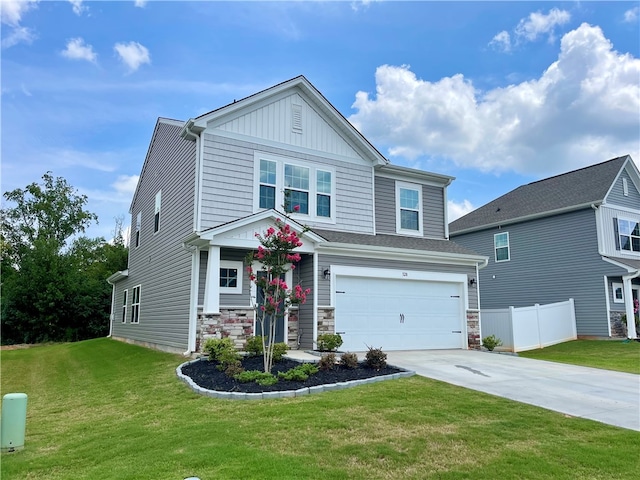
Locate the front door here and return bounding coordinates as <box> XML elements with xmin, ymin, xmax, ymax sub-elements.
<box><xmin>256</xmin><ymin>271</ymin><xmax>285</xmax><ymax>344</ymax></box>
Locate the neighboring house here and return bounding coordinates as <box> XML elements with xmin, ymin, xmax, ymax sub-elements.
<box><xmin>107</xmin><ymin>76</ymin><xmax>487</xmax><ymax>355</ymax></box>
<box><xmin>449</xmin><ymin>156</ymin><xmax>640</xmax><ymax>339</ymax></box>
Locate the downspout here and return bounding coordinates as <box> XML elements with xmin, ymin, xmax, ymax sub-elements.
<box><xmin>622</xmin><ymin>270</ymin><xmax>639</xmax><ymax>339</ymax></box>
<box><xmin>106</xmin><ymin>278</ymin><xmax>116</xmax><ymax>338</ymax></box>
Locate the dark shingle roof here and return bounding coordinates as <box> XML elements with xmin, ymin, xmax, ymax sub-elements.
<box><xmin>312</xmin><ymin>229</ymin><xmax>482</xmax><ymax>257</ymax></box>
<box><xmin>450</xmin><ymin>156</ymin><xmax>629</xmax><ymax>234</ymax></box>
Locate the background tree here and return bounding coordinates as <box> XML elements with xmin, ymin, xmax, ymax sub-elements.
<box><xmin>1</xmin><ymin>173</ymin><xmax>128</xmax><ymax>344</ymax></box>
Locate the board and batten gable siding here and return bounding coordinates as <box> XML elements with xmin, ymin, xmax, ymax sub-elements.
<box><xmin>374</xmin><ymin>176</ymin><xmax>446</xmax><ymax>238</ymax></box>
<box><xmin>111</xmin><ymin>121</ymin><xmax>196</xmax><ymax>352</ymax></box>
<box><xmin>605</xmin><ymin>168</ymin><xmax>640</xmax><ymax>209</ymax></box>
<box><xmin>199</xmin><ymin>134</ymin><xmax>375</xmax><ymax>234</ymax></box>
<box><xmin>316</xmin><ymin>254</ymin><xmax>477</xmax><ymax>309</ymax></box>
<box><xmin>212</xmin><ymin>91</ymin><xmax>361</xmax><ymax>160</ymax></box>
<box><xmin>452</xmin><ymin>208</ymin><xmax>625</xmax><ymax>336</ymax></box>
<box><xmin>597</xmin><ymin>205</ymin><xmax>640</xmax><ymax>259</ymax></box>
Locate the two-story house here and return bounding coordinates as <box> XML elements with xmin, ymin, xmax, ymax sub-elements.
<box><xmin>107</xmin><ymin>76</ymin><xmax>487</xmax><ymax>354</ymax></box>
<box><xmin>450</xmin><ymin>156</ymin><xmax>640</xmax><ymax>339</ymax></box>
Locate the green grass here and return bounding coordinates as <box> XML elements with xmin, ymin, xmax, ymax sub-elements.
<box><xmin>519</xmin><ymin>340</ymin><xmax>640</xmax><ymax>374</ymax></box>
<box><xmin>2</xmin><ymin>339</ymin><xmax>639</xmax><ymax>479</ymax></box>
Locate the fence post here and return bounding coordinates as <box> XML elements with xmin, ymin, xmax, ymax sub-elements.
<box><xmin>569</xmin><ymin>298</ymin><xmax>577</xmax><ymax>339</ymax></box>
<box><xmin>535</xmin><ymin>304</ymin><xmax>542</xmax><ymax>348</ymax></box>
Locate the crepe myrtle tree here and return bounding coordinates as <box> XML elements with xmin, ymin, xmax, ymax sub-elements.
<box><xmin>246</xmin><ymin>210</ymin><xmax>311</xmax><ymax>373</ymax></box>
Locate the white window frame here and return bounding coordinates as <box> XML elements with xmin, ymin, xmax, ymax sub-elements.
<box><xmin>154</xmin><ymin>190</ymin><xmax>161</xmax><ymax>234</ymax></box>
<box><xmin>494</xmin><ymin>232</ymin><xmax>510</xmax><ymax>262</ymax></box>
<box><xmin>131</xmin><ymin>285</ymin><xmax>141</xmax><ymax>324</ymax></box>
<box><xmin>135</xmin><ymin>212</ymin><xmax>141</xmax><ymax>248</ymax></box>
<box><xmin>122</xmin><ymin>289</ymin><xmax>128</xmax><ymax>323</ymax></box>
<box><xmin>253</xmin><ymin>152</ymin><xmax>335</xmax><ymax>223</ymax></box>
<box><xmin>395</xmin><ymin>181</ymin><xmax>423</xmax><ymax>236</ymax></box>
<box><xmin>612</xmin><ymin>282</ymin><xmax>624</xmax><ymax>303</ymax></box>
<box><xmin>617</xmin><ymin>217</ymin><xmax>640</xmax><ymax>254</ymax></box>
<box><xmin>220</xmin><ymin>260</ymin><xmax>243</xmax><ymax>294</ymax></box>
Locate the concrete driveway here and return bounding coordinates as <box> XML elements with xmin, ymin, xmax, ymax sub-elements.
<box><xmin>385</xmin><ymin>349</ymin><xmax>640</xmax><ymax>431</ymax></box>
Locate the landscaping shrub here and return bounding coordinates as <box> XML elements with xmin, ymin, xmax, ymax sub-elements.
<box><xmin>277</xmin><ymin>363</ymin><xmax>318</xmax><ymax>381</ymax></box>
<box><xmin>245</xmin><ymin>336</ymin><xmax>264</xmax><ymax>356</ymax></box>
<box><xmin>318</xmin><ymin>353</ymin><xmax>337</xmax><ymax>371</ymax></box>
<box><xmin>235</xmin><ymin>370</ymin><xmax>275</xmax><ymax>384</ymax></box>
<box><xmin>203</xmin><ymin>337</ymin><xmax>236</xmax><ymax>362</ymax></box>
<box><xmin>224</xmin><ymin>362</ymin><xmax>244</xmax><ymax>377</ymax></box>
<box><xmin>365</xmin><ymin>346</ymin><xmax>387</xmax><ymax>370</ymax></box>
<box><xmin>317</xmin><ymin>333</ymin><xmax>343</xmax><ymax>352</ymax></box>
<box><xmin>482</xmin><ymin>335</ymin><xmax>503</xmax><ymax>352</ymax></box>
<box><xmin>271</xmin><ymin>342</ymin><xmax>288</xmax><ymax>361</ymax></box>
<box><xmin>340</xmin><ymin>352</ymin><xmax>359</xmax><ymax>369</ymax></box>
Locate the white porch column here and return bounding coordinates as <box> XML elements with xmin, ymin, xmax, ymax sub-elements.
<box><xmin>622</xmin><ymin>274</ymin><xmax>638</xmax><ymax>339</ymax></box>
<box><xmin>313</xmin><ymin>251</ymin><xmax>319</xmax><ymax>346</ymax></box>
<box><xmin>186</xmin><ymin>246</ymin><xmax>200</xmax><ymax>353</ymax></box>
<box><xmin>203</xmin><ymin>245</ymin><xmax>221</xmax><ymax>314</ymax></box>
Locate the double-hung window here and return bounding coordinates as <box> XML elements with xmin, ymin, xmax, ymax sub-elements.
<box><xmin>395</xmin><ymin>182</ymin><xmax>423</xmax><ymax>235</ymax></box>
<box><xmin>122</xmin><ymin>289</ymin><xmax>128</xmax><ymax>323</ymax></box>
<box><xmin>618</xmin><ymin>218</ymin><xmax>640</xmax><ymax>253</ymax></box>
<box><xmin>254</xmin><ymin>153</ymin><xmax>334</xmax><ymax>222</ymax></box>
<box><xmin>494</xmin><ymin>232</ymin><xmax>510</xmax><ymax>262</ymax></box>
<box><xmin>131</xmin><ymin>285</ymin><xmax>141</xmax><ymax>324</ymax></box>
<box><xmin>154</xmin><ymin>191</ymin><xmax>161</xmax><ymax>234</ymax></box>
<box><xmin>219</xmin><ymin>260</ymin><xmax>242</xmax><ymax>294</ymax></box>
<box><xmin>135</xmin><ymin>212</ymin><xmax>141</xmax><ymax>248</ymax></box>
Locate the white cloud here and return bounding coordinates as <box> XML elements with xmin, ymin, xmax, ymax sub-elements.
<box><xmin>448</xmin><ymin>199</ymin><xmax>475</xmax><ymax>222</ymax></box>
<box><xmin>112</xmin><ymin>175</ymin><xmax>139</xmax><ymax>197</ymax></box>
<box><xmin>489</xmin><ymin>30</ymin><xmax>511</xmax><ymax>53</ymax></box>
<box><xmin>134</xmin><ymin>0</ymin><xmax>147</xmax><ymax>7</ymax></box>
<box><xmin>1</xmin><ymin>25</ymin><xmax>36</xmax><ymax>49</ymax></box>
<box><xmin>349</xmin><ymin>23</ymin><xmax>640</xmax><ymax>176</ymax></box>
<box><xmin>68</xmin><ymin>0</ymin><xmax>87</xmax><ymax>16</ymax></box>
<box><xmin>114</xmin><ymin>41</ymin><xmax>151</xmax><ymax>72</ymax></box>
<box><xmin>1</xmin><ymin>0</ymin><xmax>38</xmax><ymax>26</ymax></box>
<box><xmin>514</xmin><ymin>8</ymin><xmax>571</xmax><ymax>43</ymax></box>
<box><xmin>61</xmin><ymin>37</ymin><xmax>97</xmax><ymax>63</ymax></box>
<box><xmin>624</xmin><ymin>7</ymin><xmax>639</xmax><ymax>23</ymax></box>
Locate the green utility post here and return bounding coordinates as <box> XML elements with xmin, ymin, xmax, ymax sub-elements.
<box><xmin>1</xmin><ymin>393</ymin><xmax>28</xmax><ymax>452</ymax></box>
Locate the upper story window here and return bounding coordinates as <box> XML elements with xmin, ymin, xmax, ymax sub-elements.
<box><xmin>131</xmin><ymin>285</ymin><xmax>141</xmax><ymax>324</ymax></box>
<box><xmin>122</xmin><ymin>289</ymin><xmax>128</xmax><ymax>323</ymax></box>
<box><xmin>395</xmin><ymin>182</ymin><xmax>423</xmax><ymax>235</ymax></box>
<box><xmin>135</xmin><ymin>212</ymin><xmax>141</xmax><ymax>248</ymax></box>
<box><xmin>618</xmin><ymin>218</ymin><xmax>640</xmax><ymax>253</ymax></box>
<box><xmin>154</xmin><ymin>191</ymin><xmax>161</xmax><ymax>234</ymax></box>
<box><xmin>494</xmin><ymin>232</ymin><xmax>510</xmax><ymax>262</ymax></box>
<box><xmin>254</xmin><ymin>153</ymin><xmax>335</xmax><ymax>222</ymax></box>
<box><xmin>220</xmin><ymin>260</ymin><xmax>243</xmax><ymax>294</ymax></box>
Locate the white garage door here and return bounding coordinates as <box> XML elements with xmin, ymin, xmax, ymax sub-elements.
<box><xmin>335</xmin><ymin>275</ymin><xmax>465</xmax><ymax>351</ymax></box>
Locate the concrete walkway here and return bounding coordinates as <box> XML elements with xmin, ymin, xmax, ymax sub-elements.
<box><xmin>383</xmin><ymin>349</ymin><xmax>640</xmax><ymax>431</ymax></box>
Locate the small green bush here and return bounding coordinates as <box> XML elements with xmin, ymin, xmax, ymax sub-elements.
<box><xmin>245</xmin><ymin>336</ymin><xmax>264</xmax><ymax>356</ymax></box>
<box><xmin>365</xmin><ymin>346</ymin><xmax>387</xmax><ymax>371</ymax></box>
<box><xmin>256</xmin><ymin>375</ymin><xmax>278</xmax><ymax>386</ymax></box>
<box><xmin>271</xmin><ymin>342</ymin><xmax>288</xmax><ymax>362</ymax></box>
<box><xmin>277</xmin><ymin>363</ymin><xmax>319</xmax><ymax>381</ymax></box>
<box><xmin>482</xmin><ymin>335</ymin><xmax>503</xmax><ymax>352</ymax></box>
<box><xmin>340</xmin><ymin>352</ymin><xmax>359</xmax><ymax>369</ymax></box>
<box><xmin>203</xmin><ymin>337</ymin><xmax>236</xmax><ymax>362</ymax></box>
<box><xmin>224</xmin><ymin>362</ymin><xmax>244</xmax><ymax>378</ymax></box>
<box><xmin>317</xmin><ymin>333</ymin><xmax>343</xmax><ymax>352</ymax></box>
<box><xmin>318</xmin><ymin>353</ymin><xmax>337</xmax><ymax>371</ymax></box>
<box><xmin>235</xmin><ymin>370</ymin><xmax>275</xmax><ymax>384</ymax></box>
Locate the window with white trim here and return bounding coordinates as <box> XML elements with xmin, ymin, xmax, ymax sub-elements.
<box><xmin>395</xmin><ymin>182</ymin><xmax>423</xmax><ymax>235</ymax></box>
<box><xmin>254</xmin><ymin>153</ymin><xmax>335</xmax><ymax>222</ymax></box>
<box><xmin>618</xmin><ymin>218</ymin><xmax>640</xmax><ymax>253</ymax></box>
<box><xmin>154</xmin><ymin>191</ymin><xmax>161</xmax><ymax>234</ymax></box>
<box><xmin>612</xmin><ymin>282</ymin><xmax>624</xmax><ymax>303</ymax></box>
<box><xmin>122</xmin><ymin>289</ymin><xmax>128</xmax><ymax>323</ymax></box>
<box><xmin>135</xmin><ymin>212</ymin><xmax>141</xmax><ymax>248</ymax></box>
<box><xmin>131</xmin><ymin>285</ymin><xmax>141</xmax><ymax>324</ymax></box>
<box><xmin>220</xmin><ymin>260</ymin><xmax>243</xmax><ymax>294</ymax></box>
<box><xmin>622</xmin><ymin>178</ymin><xmax>628</xmax><ymax>196</ymax></box>
<box><xmin>494</xmin><ymin>232</ymin><xmax>510</xmax><ymax>262</ymax></box>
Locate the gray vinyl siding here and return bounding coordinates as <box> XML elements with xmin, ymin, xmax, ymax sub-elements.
<box><xmin>200</xmin><ymin>134</ymin><xmax>374</xmax><ymax>234</ymax></box>
<box><xmin>607</xmin><ymin>277</ymin><xmax>626</xmax><ymax>312</ymax></box>
<box><xmin>605</xmin><ymin>169</ymin><xmax>640</xmax><ymax>209</ymax></box>
<box><xmin>111</xmin><ymin>121</ymin><xmax>196</xmax><ymax>351</ymax></box>
<box><xmin>198</xmin><ymin>249</ymin><xmax>252</xmax><ymax>306</ymax></box>
<box><xmin>452</xmin><ymin>208</ymin><xmax>628</xmax><ymax>336</ymax></box>
<box><xmin>374</xmin><ymin>176</ymin><xmax>446</xmax><ymax>238</ymax></box>
<box><xmin>297</xmin><ymin>255</ymin><xmax>315</xmax><ymax>349</ymax></box>
<box><xmin>316</xmin><ymin>254</ymin><xmax>477</xmax><ymax>309</ymax></box>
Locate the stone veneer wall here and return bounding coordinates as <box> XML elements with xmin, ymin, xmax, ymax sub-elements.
<box><xmin>287</xmin><ymin>307</ymin><xmax>299</xmax><ymax>349</ymax></box>
<box><xmin>317</xmin><ymin>307</ymin><xmax>335</xmax><ymax>337</ymax></box>
<box><xmin>609</xmin><ymin>311</ymin><xmax>628</xmax><ymax>338</ymax></box>
<box><xmin>466</xmin><ymin>310</ymin><xmax>481</xmax><ymax>350</ymax></box>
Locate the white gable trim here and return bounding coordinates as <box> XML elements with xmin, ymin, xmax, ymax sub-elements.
<box><xmin>603</xmin><ymin>155</ymin><xmax>640</xmax><ymax>203</ymax></box>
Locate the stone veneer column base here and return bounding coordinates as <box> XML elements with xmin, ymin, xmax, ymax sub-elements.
<box><xmin>609</xmin><ymin>311</ymin><xmax>628</xmax><ymax>338</ymax></box>
<box><xmin>467</xmin><ymin>310</ymin><xmax>481</xmax><ymax>350</ymax></box>
<box><xmin>197</xmin><ymin>308</ymin><xmax>255</xmax><ymax>352</ymax></box>
<box><xmin>317</xmin><ymin>307</ymin><xmax>335</xmax><ymax>338</ymax></box>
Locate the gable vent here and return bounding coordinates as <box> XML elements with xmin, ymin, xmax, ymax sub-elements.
<box><xmin>292</xmin><ymin>104</ymin><xmax>302</xmax><ymax>133</ymax></box>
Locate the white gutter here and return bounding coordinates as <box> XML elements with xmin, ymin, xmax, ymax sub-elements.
<box><xmin>106</xmin><ymin>277</ymin><xmax>116</xmax><ymax>338</ymax></box>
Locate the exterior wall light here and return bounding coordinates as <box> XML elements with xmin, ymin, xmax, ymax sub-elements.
<box><xmin>468</xmin><ymin>278</ymin><xmax>477</xmax><ymax>287</ymax></box>
<box><xmin>323</xmin><ymin>268</ymin><xmax>331</xmax><ymax>280</ymax></box>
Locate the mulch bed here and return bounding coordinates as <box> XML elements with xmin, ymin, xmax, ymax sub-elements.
<box><xmin>181</xmin><ymin>355</ymin><xmax>403</xmax><ymax>393</ymax></box>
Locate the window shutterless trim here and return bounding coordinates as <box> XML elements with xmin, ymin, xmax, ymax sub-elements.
<box><xmin>219</xmin><ymin>260</ymin><xmax>243</xmax><ymax>294</ymax></box>
<box><xmin>395</xmin><ymin>181</ymin><xmax>423</xmax><ymax>236</ymax></box>
<box><xmin>494</xmin><ymin>232</ymin><xmax>510</xmax><ymax>262</ymax></box>
<box><xmin>131</xmin><ymin>285</ymin><xmax>141</xmax><ymax>324</ymax></box>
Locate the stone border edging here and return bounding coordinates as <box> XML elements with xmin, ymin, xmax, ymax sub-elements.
<box><xmin>176</xmin><ymin>357</ymin><xmax>415</xmax><ymax>400</ymax></box>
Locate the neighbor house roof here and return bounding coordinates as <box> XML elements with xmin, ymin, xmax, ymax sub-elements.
<box><xmin>450</xmin><ymin>156</ymin><xmax>631</xmax><ymax>235</ymax></box>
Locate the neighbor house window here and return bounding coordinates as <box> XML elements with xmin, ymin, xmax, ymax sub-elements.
<box><xmin>219</xmin><ymin>260</ymin><xmax>243</xmax><ymax>294</ymax></box>
<box><xmin>254</xmin><ymin>153</ymin><xmax>335</xmax><ymax>221</ymax></box>
<box><xmin>494</xmin><ymin>232</ymin><xmax>510</xmax><ymax>262</ymax></box>
<box><xmin>131</xmin><ymin>285</ymin><xmax>141</xmax><ymax>324</ymax></box>
<box><xmin>395</xmin><ymin>182</ymin><xmax>423</xmax><ymax>235</ymax></box>
<box><xmin>618</xmin><ymin>218</ymin><xmax>640</xmax><ymax>253</ymax></box>
<box><xmin>135</xmin><ymin>212</ymin><xmax>141</xmax><ymax>248</ymax></box>
<box><xmin>612</xmin><ymin>282</ymin><xmax>624</xmax><ymax>303</ymax></box>
<box><xmin>154</xmin><ymin>191</ymin><xmax>161</xmax><ymax>233</ymax></box>
<box><xmin>122</xmin><ymin>289</ymin><xmax>128</xmax><ymax>323</ymax></box>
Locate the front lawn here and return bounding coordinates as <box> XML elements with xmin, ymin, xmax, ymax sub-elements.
<box><xmin>1</xmin><ymin>339</ymin><xmax>638</xmax><ymax>479</ymax></box>
<box><xmin>519</xmin><ymin>339</ymin><xmax>640</xmax><ymax>374</ymax></box>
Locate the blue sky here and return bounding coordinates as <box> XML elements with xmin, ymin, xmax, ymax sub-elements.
<box><xmin>2</xmin><ymin>0</ymin><xmax>639</xmax><ymax>241</ymax></box>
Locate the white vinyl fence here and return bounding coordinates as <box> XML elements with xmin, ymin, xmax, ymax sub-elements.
<box><xmin>481</xmin><ymin>299</ymin><xmax>577</xmax><ymax>352</ymax></box>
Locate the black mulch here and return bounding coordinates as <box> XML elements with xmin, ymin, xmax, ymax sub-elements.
<box><xmin>180</xmin><ymin>355</ymin><xmax>404</xmax><ymax>393</ymax></box>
